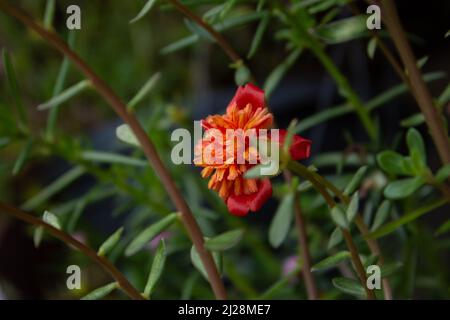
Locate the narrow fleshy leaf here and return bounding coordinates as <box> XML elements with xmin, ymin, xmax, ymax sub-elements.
<box><xmin>205</xmin><ymin>229</ymin><xmax>244</xmax><ymax>251</ymax></box>
<box><xmin>12</xmin><ymin>138</ymin><xmax>33</xmax><ymax>176</ymax></box>
<box><xmin>312</xmin><ymin>15</ymin><xmax>368</xmax><ymax>44</ymax></box>
<box><xmin>2</xmin><ymin>49</ymin><xmax>27</xmax><ymax>126</ymax></box>
<box><xmin>46</xmin><ymin>31</ymin><xmax>76</xmax><ymax>141</ymax></box>
<box><xmin>43</xmin><ymin>0</ymin><xmax>56</xmax><ymax>29</ymax></box>
<box><xmin>343</xmin><ymin>166</ymin><xmax>367</xmax><ymax>195</ymax></box>
<box><xmin>332</xmin><ymin>277</ymin><xmax>366</xmax><ymax>297</ymax></box>
<box><xmin>383</xmin><ymin>176</ymin><xmax>425</xmax><ymax>199</ymax></box>
<box><xmin>269</xmin><ymin>193</ymin><xmax>295</xmax><ymax>248</ymax></box>
<box><xmin>400</xmin><ymin>113</ymin><xmax>425</xmax><ymax>127</ymax></box>
<box><xmin>311</xmin><ymin>251</ymin><xmax>351</xmax><ymax>272</ymax></box>
<box><xmin>127</xmin><ymin>72</ymin><xmax>161</xmax><ymax>111</ymax></box>
<box><xmin>368</xmin><ymin>199</ymin><xmax>446</xmax><ymax>239</ymax></box>
<box><xmin>435</xmin><ymin>219</ymin><xmax>450</xmax><ymax>236</ymax></box>
<box><xmin>377</xmin><ymin>151</ymin><xmax>412</xmax><ymax>176</ymax></box>
<box><xmin>37</xmin><ymin>80</ymin><xmax>91</xmax><ymax>110</ymax></box>
<box><xmin>81</xmin><ymin>151</ymin><xmax>147</xmax><ymax>167</ymax></box>
<box><xmin>370</xmin><ymin>200</ymin><xmax>391</xmax><ymax>231</ymax></box>
<box><xmin>331</xmin><ymin>206</ymin><xmax>348</xmax><ymax>229</ymax></box>
<box><xmin>367</xmin><ymin>38</ymin><xmax>377</xmax><ymax>59</ymax></box>
<box><xmin>22</xmin><ymin>166</ymin><xmax>86</xmax><ymax>211</ymax></box>
<box><xmin>327</xmin><ymin>227</ymin><xmax>343</xmax><ymax>250</ymax></box>
<box><xmin>346</xmin><ymin>192</ymin><xmax>359</xmax><ymax>223</ymax></box>
<box><xmin>125</xmin><ymin>213</ymin><xmax>178</xmax><ymax>256</ymax></box>
<box><xmin>435</xmin><ymin>164</ymin><xmax>450</xmax><ymax>183</ymax></box>
<box><xmin>143</xmin><ymin>240</ymin><xmax>166</xmax><ymax>298</ymax></box>
<box><xmin>129</xmin><ymin>0</ymin><xmax>157</xmax><ymax>24</ymax></box>
<box><xmin>406</xmin><ymin>128</ymin><xmax>426</xmax><ymax>167</ymax></box>
<box><xmin>34</xmin><ymin>211</ymin><xmax>62</xmax><ymax>248</ymax></box>
<box><xmin>116</xmin><ymin>124</ymin><xmax>140</xmax><ymax>147</ymax></box>
<box><xmin>438</xmin><ymin>82</ymin><xmax>450</xmax><ymax>106</ymax></box>
<box><xmin>81</xmin><ymin>282</ymin><xmax>118</xmax><ymax>300</ymax></box>
<box><xmin>98</xmin><ymin>227</ymin><xmax>124</xmax><ymax>256</ymax></box>
<box><xmin>247</xmin><ymin>12</ymin><xmax>270</xmax><ymax>58</ymax></box>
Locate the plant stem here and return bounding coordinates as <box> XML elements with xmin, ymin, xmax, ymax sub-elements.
<box><xmin>293</xmin><ymin>192</ymin><xmax>320</xmax><ymax>299</ymax></box>
<box><xmin>285</xmin><ymin>12</ymin><xmax>377</xmax><ymax>142</ymax></box>
<box><xmin>284</xmin><ymin>171</ymin><xmax>319</xmax><ymax>299</ymax></box>
<box><xmin>288</xmin><ymin>161</ymin><xmax>375</xmax><ymax>299</ymax></box>
<box><xmin>341</xmin><ymin>228</ymin><xmax>375</xmax><ymax>299</ymax></box>
<box><xmin>0</xmin><ymin>1</ymin><xmax>227</xmax><ymax>300</ymax></box>
<box><xmin>289</xmin><ymin>160</ymin><xmax>393</xmax><ymax>299</ymax></box>
<box><xmin>0</xmin><ymin>201</ymin><xmax>144</xmax><ymax>300</ymax></box>
<box><xmin>168</xmin><ymin>0</ymin><xmax>241</xmax><ymax>63</ymax></box>
<box><xmin>348</xmin><ymin>3</ymin><xmax>410</xmax><ymax>90</ymax></box>
<box><xmin>379</xmin><ymin>0</ymin><xmax>450</xmax><ymax>165</ymax></box>
<box><xmin>354</xmin><ymin>215</ymin><xmax>393</xmax><ymax>300</ymax></box>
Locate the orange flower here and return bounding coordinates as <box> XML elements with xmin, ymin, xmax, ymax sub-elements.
<box><xmin>194</xmin><ymin>84</ymin><xmax>311</xmax><ymax>216</ymax></box>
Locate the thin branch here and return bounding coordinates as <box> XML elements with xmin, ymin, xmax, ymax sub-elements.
<box><xmin>341</xmin><ymin>229</ymin><xmax>375</xmax><ymax>299</ymax></box>
<box><xmin>0</xmin><ymin>1</ymin><xmax>227</xmax><ymax>300</ymax></box>
<box><xmin>284</xmin><ymin>171</ymin><xmax>319</xmax><ymax>299</ymax></box>
<box><xmin>294</xmin><ymin>162</ymin><xmax>393</xmax><ymax>299</ymax></box>
<box><xmin>0</xmin><ymin>201</ymin><xmax>144</xmax><ymax>300</ymax></box>
<box><xmin>348</xmin><ymin>3</ymin><xmax>410</xmax><ymax>89</ymax></box>
<box><xmin>354</xmin><ymin>216</ymin><xmax>393</xmax><ymax>300</ymax></box>
<box><xmin>168</xmin><ymin>0</ymin><xmax>241</xmax><ymax>63</ymax></box>
<box><xmin>288</xmin><ymin>161</ymin><xmax>375</xmax><ymax>299</ymax></box>
<box><xmin>379</xmin><ymin>0</ymin><xmax>450</xmax><ymax>165</ymax></box>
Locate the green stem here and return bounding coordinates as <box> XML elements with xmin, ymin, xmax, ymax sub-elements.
<box><xmin>285</xmin><ymin>9</ymin><xmax>377</xmax><ymax>142</ymax></box>
<box><xmin>288</xmin><ymin>161</ymin><xmax>375</xmax><ymax>299</ymax></box>
<box><xmin>289</xmin><ymin>161</ymin><xmax>394</xmax><ymax>298</ymax></box>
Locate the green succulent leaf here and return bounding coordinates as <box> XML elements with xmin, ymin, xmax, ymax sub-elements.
<box><xmin>327</xmin><ymin>227</ymin><xmax>343</xmax><ymax>250</ymax></box>
<box><xmin>406</xmin><ymin>128</ymin><xmax>426</xmax><ymax>168</ymax></box>
<box><xmin>125</xmin><ymin>213</ymin><xmax>178</xmax><ymax>256</ymax></box>
<box><xmin>368</xmin><ymin>199</ymin><xmax>446</xmax><ymax>239</ymax></box>
<box><xmin>311</xmin><ymin>251</ymin><xmax>351</xmax><ymax>272</ymax></box>
<box><xmin>377</xmin><ymin>151</ymin><xmax>412</xmax><ymax>176</ymax></box>
<box><xmin>435</xmin><ymin>164</ymin><xmax>450</xmax><ymax>183</ymax></box>
<box><xmin>269</xmin><ymin>193</ymin><xmax>295</xmax><ymax>248</ymax></box>
<box><xmin>383</xmin><ymin>176</ymin><xmax>425</xmax><ymax>199</ymax></box>
<box><xmin>312</xmin><ymin>15</ymin><xmax>368</xmax><ymax>44</ymax></box>
<box><xmin>346</xmin><ymin>192</ymin><xmax>359</xmax><ymax>223</ymax></box>
<box><xmin>331</xmin><ymin>206</ymin><xmax>348</xmax><ymax>229</ymax></box>
<box><xmin>205</xmin><ymin>229</ymin><xmax>244</xmax><ymax>251</ymax></box>
<box><xmin>371</xmin><ymin>200</ymin><xmax>391</xmax><ymax>231</ymax></box>
<box><xmin>98</xmin><ymin>227</ymin><xmax>124</xmax><ymax>257</ymax></box>
<box><xmin>343</xmin><ymin>166</ymin><xmax>367</xmax><ymax>196</ymax></box>
<box><xmin>143</xmin><ymin>240</ymin><xmax>166</xmax><ymax>298</ymax></box>
<box><xmin>81</xmin><ymin>282</ymin><xmax>118</xmax><ymax>300</ymax></box>
<box><xmin>332</xmin><ymin>277</ymin><xmax>366</xmax><ymax>297</ymax></box>
<box><xmin>129</xmin><ymin>0</ymin><xmax>157</xmax><ymax>24</ymax></box>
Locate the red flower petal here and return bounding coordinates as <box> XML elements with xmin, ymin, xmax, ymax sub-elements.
<box><xmin>226</xmin><ymin>179</ymin><xmax>272</xmax><ymax>216</ymax></box>
<box><xmin>278</xmin><ymin>129</ymin><xmax>312</xmax><ymax>161</ymax></box>
<box><xmin>227</xmin><ymin>83</ymin><xmax>265</xmax><ymax>113</ymax></box>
